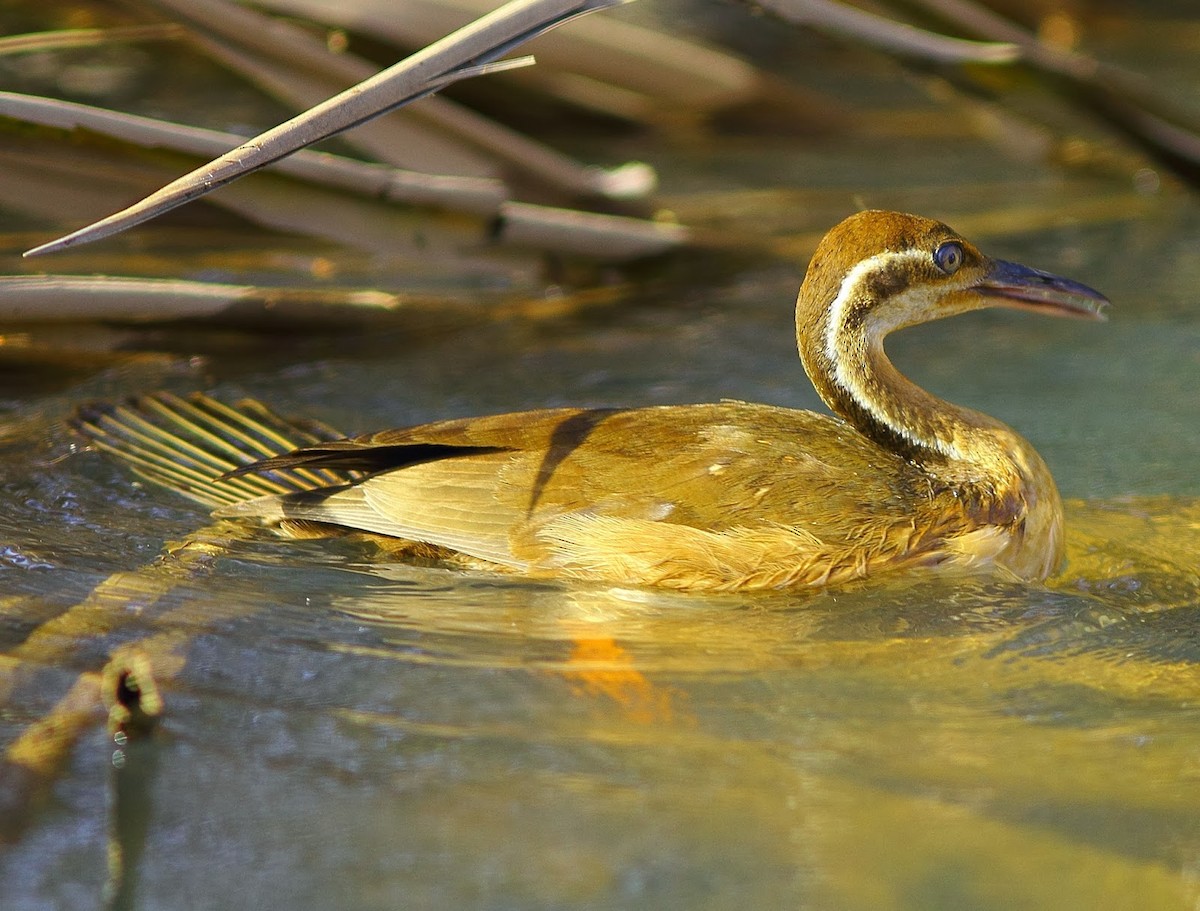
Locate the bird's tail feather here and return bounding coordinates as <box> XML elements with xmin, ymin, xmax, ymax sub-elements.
<box><xmin>72</xmin><ymin>392</ymin><xmax>359</xmax><ymax>508</ymax></box>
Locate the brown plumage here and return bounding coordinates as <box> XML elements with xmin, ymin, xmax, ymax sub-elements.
<box><xmin>75</xmin><ymin>211</ymin><xmax>1108</xmax><ymax>591</ymax></box>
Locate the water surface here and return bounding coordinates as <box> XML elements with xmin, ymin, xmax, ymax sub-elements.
<box><xmin>1</xmin><ymin>4</ymin><xmax>1198</xmax><ymax>910</ymax></box>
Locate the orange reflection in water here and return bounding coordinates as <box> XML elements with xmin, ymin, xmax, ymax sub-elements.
<box><xmin>559</xmin><ymin>635</ymin><xmax>680</xmax><ymax>725</ymax></box>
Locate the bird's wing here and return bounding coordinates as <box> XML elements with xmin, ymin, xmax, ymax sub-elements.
<box><xmin>220</xmin><ymin>402</ymin><xmax>943</xmax><ymax>581</ymax></box>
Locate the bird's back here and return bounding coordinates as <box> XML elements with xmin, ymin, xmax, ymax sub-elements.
<box><xmin>217</xmin><ymin>400</ymin><xmax>993</xmax><ymax>590</ymax></box>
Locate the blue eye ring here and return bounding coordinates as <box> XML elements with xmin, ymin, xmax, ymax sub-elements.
<box><xmin>933</xmin><ymin>241</ymin><xmax>964</xmax><ymax>275</ymax></box>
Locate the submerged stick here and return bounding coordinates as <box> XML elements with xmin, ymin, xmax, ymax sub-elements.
<box><xmin>23</xmin><ymin>0</ymin><xmax>628</xmax><ymax>258</ymax></box>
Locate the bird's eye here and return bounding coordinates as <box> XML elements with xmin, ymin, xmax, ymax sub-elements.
<box><xmin>933</xmin><ymin>241</ymin><xmax>964</xmax><ymax>275</ymax></box>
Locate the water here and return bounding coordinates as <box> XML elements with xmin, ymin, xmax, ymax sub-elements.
<box><xmin>1</xmin><ymin>3</ymin><xmax>1199</xmax><ymax>909</ymax></box>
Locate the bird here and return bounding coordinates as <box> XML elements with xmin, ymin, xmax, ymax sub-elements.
<box><xmin>75</xmin><ymin>210</ymin><xmax>1108</xmax><ymax>592</ymax></box>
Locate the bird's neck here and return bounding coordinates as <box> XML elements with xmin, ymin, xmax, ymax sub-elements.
<box><xmin>801</xmin><ymin>305</ymin><xmax>1030</xmax><ymax>489</ymax></box>
<box><xmin>799</xmin><ymin>297</ymin><xmax>1066</xmax><ymax>579</ymax></box>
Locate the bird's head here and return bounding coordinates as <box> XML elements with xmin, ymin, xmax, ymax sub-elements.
<box><xmin>796</xmin><ymin>210</ymin><xmax>1109</xmax><ymax>371</ymax></box>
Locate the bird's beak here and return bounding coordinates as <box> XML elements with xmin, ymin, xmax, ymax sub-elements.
<box><xmin>975</xmin><ymin>259</ymin><xmax>1110</xmax><ymax>320</ymax></box>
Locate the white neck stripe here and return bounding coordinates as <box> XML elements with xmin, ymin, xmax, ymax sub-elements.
<box><xmin>822</xmin><ymin>249</ymin><xmax>961</xmax><ymax>459</ymax></box>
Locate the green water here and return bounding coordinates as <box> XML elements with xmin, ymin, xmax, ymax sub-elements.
<box><xmin>1</xmin><ymin>3</ymin><xmax>1198</xmax><ymax>909</ymax></box>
